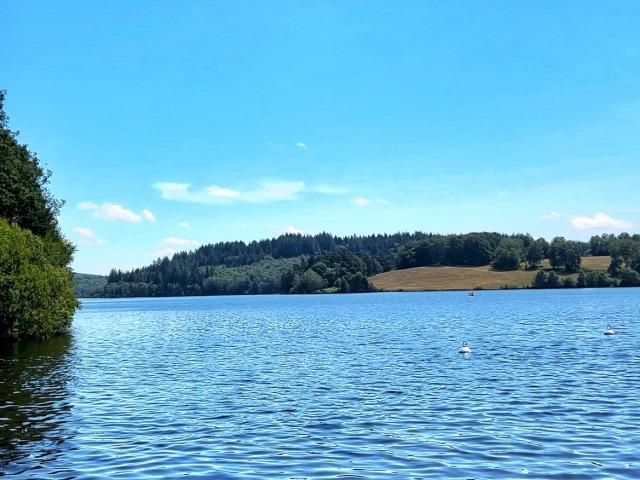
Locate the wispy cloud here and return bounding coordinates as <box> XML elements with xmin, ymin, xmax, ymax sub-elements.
<box><xmin>78</xmin><ymin>202</ymin><xmax>155</xmax><ymax>223</ymax></box>
<box><xmin>350</xmin><ymin>197</ymin><xmax>389</xmax><ymax>207</ymax></box>
<box><xmin>570</xmin><ymin>212</ymin><xmax>632</xmax><ymax>230</ymax></box>
<box><xmin>267</xmin><ymin>224</ymin><xmax>312</xmax><ymax>235</ymax></box>
<box><xmin>351</xmin><ymin>197</ymin><xmax>371</xmax><ymax>207</ymax></box>
<box><xmin>150</xmin><ymin>247</ymin><xmax>176</xmax><ymax>258</ymax></box>
<box><xmin>150</xmin><ymin>237</ymin><xmax>199</xmax><ymax>259</ymax></box>
<box><xmin>163</xmin><ymin>237</ymin><xmax>199</xmax><ymax>247</ymax></box>
<box><xmin>207</xmin><ymin>185</ymin><xmax>241</xmax><ymax>199</ymax></box>
<box><xmin>78</xmin><ymin>201</ymin><xmax>98</xmax><ymax>210</ymax></box>
<box><xmin>73</xmin><ymin>227</ymin><xmax>102</xmax><ymax>245</ymax></box>
<box><xmin>178</xmin><ymin>222</ymin><xmax>190</xmax><ymax>228</ymax></box>
<box><xmin>142</xmin><ymin>209</ymin><xmax>156</xmax><ymax>222</ymax></box>
<box><xmin>153</xmin><ymin>180</ymin><xmax>305</xmax><ymax>204</ymax></box>
<box><xmin>73</xmin><ymin>227</ymin><xmax>96</xmax><ymax>240</ymax></box>
<box><xmin>541</xmin><ymin>211</ymin><xmax>561</xmax><ymax>220</ymax></box>
<box><xmin>296</xmin><ymin>142</ymin><xmax>308</xmax><ymax>151</ymax></box>
<box><xmin>282</xmin><ymin>225</ymin><xmax>311</xmax><ymax>234</ymax></box>
<box><xmin>311</xmin><ymin>184</ymin><xmax>348</xmax><ymax>195</ymax></box>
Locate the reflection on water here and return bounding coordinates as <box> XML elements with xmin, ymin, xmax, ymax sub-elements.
<box><xmin>1</xmin><ymin>289</ymin><xmax>640</xmax><ymax>478</ymax></box>
<box><xmin>0</xmin><ymin>335</ymin><xmax>73</xmax><ymax>475</ymax></box>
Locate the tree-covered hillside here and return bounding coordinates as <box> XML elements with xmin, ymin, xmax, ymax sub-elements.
<box><xmin>0</xmin><ymin>91</ymin><xmax>78</xmax><ymax>341</ymax></box>
<box><xmin>72</xmin><ymin>273</ymin><xmax>107</xmax><ymax>298</ymax></box>
<box><xmin>101</xmin><ymin>230</ymin><xmax>640</xmax><ymax>297</ymax></box>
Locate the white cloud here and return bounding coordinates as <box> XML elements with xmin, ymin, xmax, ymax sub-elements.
<box><xmin>142</xmin><ymin>209</ymin><xmax>156</xmax><ymax>222</ymax></box>
<box><xmin>73</xmin><ymin>227</ymin><xmax>96</xmax><ymax>240</ymax></box>
<box><xmin>207</xmin><ymin>185</ymin><xmax>241</xmax><ymax>199</ymax></box>
<box><xmin>351</xmin><ymin>197</ymin><xmax>371</xmax><ymax>207</ymax></box>
<box><xmin>78</xmin><ymin>201</ymin><xmax>98</xmax><ymax>210</ymax></box>
<box><xmin>570</xmin><ymin>212</ymin><xmax>632</xmax><ymax>230</ymax></box>
<box><xmin>243</xmin><ymin>181</ymin><xmax>304</xmax><ymax>202</ymax></box>
<box><xmin>350</xmin><ymin>197</ymin><xmax>389</xmax><ymax>207</ymax></box>
<box><xmin>150</xmin><ymin>247</ymin><xmax>176</xmax><ymax>258</ymax></box>
<box><xmin>178</xmin><ymin>222</ymin><xmax>190</xmax><ymax>228</ymax></box>
<box><xmin>79</xmin><ymin>202</ymin><xmax>155</xmax><ymax>223</ymax></box>
<box><xmin>153</xmin><ymin>180</ymin><xmax>305</xmax><ymax>204</ymax></box>
<box><xmin>267</xmin><ymin>224</ymin><xmax>312</xmax><ymax>235</ymax></box>
<box><xmin>541</xmin><ymin>211</ymin><xmax>561</xmax><ymax>220</ymax></box>
<box><xmin>153</xmin><ymin>182</ymin><xmax>192</xmax><ymax>200</ymax></box>
<box><xmin>94</xmin><ymin>203</ymin><xmax>142</xmax><ymax>222</ymax></box>
<box><xmin>296</xmin><ymin>142</ymin><xmax>308</xmax><ymax>151</ymax></box>
<box><xmin>163</xmin><ymin>237</ymin><xmax>199</xmax><ymax>247</ymax></box>
<box><xmin>72</xmin><ymin>227</ymin><xmax>102</xmax><ymax>245</ymax></box>
<box><xmin>282</xmin><ymin>225</ymin><xmax>311</xmax><ymax>234</ymax></box>
<box><xmin>312</xmin><ymin>184</ymin><xmax>348</xmax><ymax>195</ymax></box>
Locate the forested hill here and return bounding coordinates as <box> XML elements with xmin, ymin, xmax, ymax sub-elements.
<box><xmin>104</xmin><ymin>231</ymin><xmax>435</xmax><ymax>296</ymax></box>
<box><xmin>99</xmin><ymin>231</ymin><xmax>640</xmax><ymax>297</ymax></box>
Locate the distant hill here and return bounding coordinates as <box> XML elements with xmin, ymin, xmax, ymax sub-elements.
<box><xmin>73</xmin><ymin>273</ymin><xmax>107</xmax><ymax>298</ymax></box>
<box><xmin>370</xmin><ymin>256</ymin><xmax>611</xmax><ymax>291</ymax></box>
<box><xmin>96</xmin><ymin>231</ymin><xmax>639</xmax><ymax>297</ymax></box>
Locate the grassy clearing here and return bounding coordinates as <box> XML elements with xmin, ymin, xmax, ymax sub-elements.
<box><xmin>370</xmin><ymin>256</ymin><xmax>611</xmax><ymax>292</ymax></box>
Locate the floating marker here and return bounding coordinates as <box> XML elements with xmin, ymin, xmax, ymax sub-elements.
<box><xmin>604</xmin><ymin>325</ymin><xmax>615</xmax><ymax>336</ymax></box>
<box><xmin>459</xmin><ymin>341</ymin><xmax>472</xmax><ymax>353</ymax></box>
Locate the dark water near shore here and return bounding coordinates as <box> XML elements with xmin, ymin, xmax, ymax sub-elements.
<box><xmin>1</xmin><ymin>289</ymin><xmax>639</xmax><ymax>479</ymax></box>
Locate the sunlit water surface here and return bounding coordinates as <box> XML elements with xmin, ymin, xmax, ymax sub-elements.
<box><xmin>1</xmin><ymin>289</ymin><xmax>639</xmax><ymax>479</ymax></box>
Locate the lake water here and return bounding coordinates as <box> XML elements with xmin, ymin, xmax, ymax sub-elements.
<box><xmin>1</xmin><ymin>289</ymin><xmax>639</xmax><ymax>479</ymax></box>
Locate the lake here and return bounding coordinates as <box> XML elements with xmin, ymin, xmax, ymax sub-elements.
<box><xmin>1</xmin><ymin>289</ymin><xmax>639</xmax><ymax>478</ymax></box>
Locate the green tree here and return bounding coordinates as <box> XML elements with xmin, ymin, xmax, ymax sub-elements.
<box><xmin>532</xmin><ymin>270</ymin><xmax>547</xmax><ymax>288</ymax></box>
<box><xmin>492</xmin><ymin>239</ymin><xmax>524</xmax><ymax>271</ymax></box>
<box><xmin>0</xmin><ymin>91</ymin><xmax>63</xmax><ymax>238</ymax></box>
<box><xmin>619</xmin><ymin>268</ymin><xmax>640</xmax><ymax>287</ymax></box>
<box><xmin>576</xmin><ymin>270</ymin><xmax>587</xmax><ymax>288</ymax></box>
<box><xmin>0</xmin><ymin>220</ymin><xmax>78</xmax><ymax>340</ymax></box>
<box><xmin>0</xmin><ymin>92</ymin><xmax>77</xmax><ymax>341</ymax></box>
<box><xmin>525</xmin><ymin>241</ymin><xmax>544</xmax><ymax>269</ymax></box>
<box><xmin>546</xmin><ymin>271</ymin><xmax>561</xmax><ymax>288</ymax></box>
<box><xmin>298</xmin><ymin>268</ymin><xmax>326</xmax><ymax>293</ymax></box>
<box><xmin>585</xmin><ymin>270</ymin><xmax>614</xmax><ymax>288</ymax></box>
<box><xmin>348</xmin><ymin>272</ymin><xmax>371</xmax><ymax>293</ymax></box>
<box><xmin>548</xmin><ymin>238</ymin><xmax>582</xmax><ymax>273</ymax></box>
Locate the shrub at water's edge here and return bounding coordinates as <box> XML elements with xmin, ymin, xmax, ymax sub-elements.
<box><xmin>0</xmin><ymin>220</ymin><xmax>77</xmax><ymax>339</ymax></box>
<box><xmin>0</xmin><ymin>90</ymin><xmax>78</xmax><ymax>341</ymax></box>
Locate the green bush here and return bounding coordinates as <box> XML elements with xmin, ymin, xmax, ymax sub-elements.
<box><xmin>0</xmin><ymin>219</ymin><xmax>78</xmax><ymax>340</ymax></box>
<box><xmin>619</xmin><ymin>268</ymin><xmax>640</xmax><ymax>287</ymax></box>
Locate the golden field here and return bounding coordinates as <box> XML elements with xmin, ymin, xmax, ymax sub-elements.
<box><xmin>370</xmin><ymin>256</ymin><xmax>611</xmax><ymax>291</ymax></box>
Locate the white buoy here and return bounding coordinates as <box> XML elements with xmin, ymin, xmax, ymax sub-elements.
<box><xmin>604</xmin><ymin>326</ymin><xmax>615</xmax><ymax>336</ymax></box>
<box><xmin>459</xmin><ymin>341</ymin><xmax>472</xmax><ymax>353</ymax></box>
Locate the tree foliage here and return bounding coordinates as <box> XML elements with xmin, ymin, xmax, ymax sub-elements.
<box><xmin>0</xmin><ymin>91</ymin><xmax>64</xmax><ymax>238</ymax></box>
<box><xmin>0</xmin><ymin>91</ymin><xmax>77</xmax><ymax>341</ymax></box>
<box><xmin>0</xmin><ymin>219</ymin><xmax>78</xmax><ymax>340</ymax></box>
<box><xmin>548</xmin><ymin>237</ymin><xmax>582</xmax><ymax>273</ymax></box>
<box><xmin>492</xmin><ymin>238</ymin><xmax>525</xmax><ymax>271</ymax></box>
<box><xmin>525</xmin><ymin>238</ymin><xmax>547</xmax><ymax>269</ymax></box>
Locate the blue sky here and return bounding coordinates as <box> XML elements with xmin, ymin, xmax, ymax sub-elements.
<box><xmin>2</xmin><ymin>1</ymin><xmax>639</xmax><ymax>274</ymax></box>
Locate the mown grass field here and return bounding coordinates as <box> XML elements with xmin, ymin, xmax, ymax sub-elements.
<box><xmin>370</xmin><ymin>256</ymin><xmax>611</xmax><ymax>291</ymax></box>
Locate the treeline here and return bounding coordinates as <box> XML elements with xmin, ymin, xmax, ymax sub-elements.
<box><xmin>103</xmin><ymin>247</ymin><xmax>380</xmax><ymax>297</ymax></box>
<box><xmin>102</xmin><ymin>230</ymin><xmax>640</xmax><ymax>297</ymax></box>
<box><xmin>397</xmin><ymin>233</ymin><xmax>589</xmax><ymax>272</ymax></box>
<box><xmin>106</xmin><ymin>232</ymin><xmax>534</xmax><ymax>297</ymax></box>
<box><xmin>531</xmin><ymin>233</ymin><xmax>640</xmax><ymax>289</ymax></box>
<box><xmin>103</xmin><ymin>231</ymin><xmax>422</xmax><ymax>297</ymax></box>
<box><xmin>0</xmin><ymin>91</ymin><xmax>78</xmax><ymax>341</ymax></box>
<box><xmin>118</xmin><ymin>230</ymin><xmax>425</xmax><ymax>273</ymax></box>
<box><xmin>72</xmin><ymin>272</ymin><xmax>107</xmax><ymax>298</ymax></box>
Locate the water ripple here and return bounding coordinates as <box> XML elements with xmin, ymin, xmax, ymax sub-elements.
<box><xmin>1</xmin><ymin>289</ymin><xmax>640</xmax><ymax>478</ymax></box>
